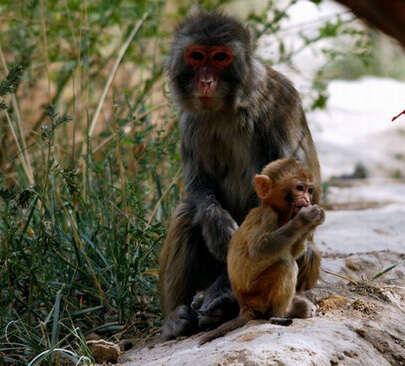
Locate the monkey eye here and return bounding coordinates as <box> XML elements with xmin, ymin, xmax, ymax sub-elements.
<box><xmin>209</xmin><ymin>47</ymin><xmax>234</xmax><ymax>68</ymax></box>
<box><xmin>190</xmin><ymin>51</ymin><xmax>205</xmax><ymax>61</ymax></box>
<box><xmin>185</xmin><ymin>46</ymin><xmax>207</xmax><ymax>66</ymax></box>
<box><xmin>212</xmin><ymin>52</ymin><xmax>228</xmax><ymax>61</ymax></box>
<box><xmin>296</xmin><ymin>185</ymin><xmax>304</xmax><ymax>192</ymax></box>
<box><xmin>308</xmin><ymin>187</ymin><xmax>314</xmax><ymax>194</ymax></box>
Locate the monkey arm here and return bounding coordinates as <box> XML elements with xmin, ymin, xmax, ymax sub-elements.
<box><xmin>248</xmin><ymin>218</ymin><xmax>309</xmax><ymax>260</ymax></box>
<box><xmin>183</xmin><ymin>162</ymin><xmax>238</xmax><ymax>263</ymax></box>
<box><xmin>249</xmin><ymin>205</ymin><xmax>324</xmax><ymax>260</ymax></box>
<box><xmin>199</xmin><ymin>202</ymin><xmax>239</xmax><ymax>262</ymax></box>
<box><xmin>191</xmin><ymin>193</ymin><xmax>238</xmax><ymax>262</ymax></box>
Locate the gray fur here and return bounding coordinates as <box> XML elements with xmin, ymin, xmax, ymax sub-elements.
<box><xmin>169</xmin><ymin>34</ymin><xmax>320</xmax><ymax>259</ymax></box>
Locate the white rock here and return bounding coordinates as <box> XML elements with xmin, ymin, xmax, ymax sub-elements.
<box><xmin>120</xmin><ymin>179</ymin><xmax>405</xmax><ymax>366</ymax></box>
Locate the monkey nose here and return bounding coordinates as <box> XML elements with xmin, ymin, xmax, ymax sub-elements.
<box><xmin>201</xmin><ymin>79</ymin><xmax>213</xmax><ymax>87</ymax></box>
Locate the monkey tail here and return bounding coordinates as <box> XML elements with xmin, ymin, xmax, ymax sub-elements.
<box><xmin>199</xmin><ymin>311</ymin><xmax>252</xmax><ymax>346</ymax></box>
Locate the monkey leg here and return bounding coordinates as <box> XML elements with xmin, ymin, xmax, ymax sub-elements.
<box><xmin>160</xmin><ymin>201</ymin><xmax>220</xmax><ymax>313</ymax></box>
<box><xmin>267</xmin><ymin>260</ymin><xmax>298</xmax><ymax>318</ymax></box>
<box><xmin>296</xmin><ymin>243</ymin><xmax>321</xmax><ymax>292</ymax></box>
<box><xmin>159</xmin><ymin>201</ymin><xmax>223</xmax><ymax>339</ymax></box>
<box><xmin>254</xmin><ymin>258</ymin><xmax>298</xmax><ymax>318</ymax></box>
<box><xmin>244</xmin><ymin>259</ymin><xmax>297</xmax><ymax>318</ymax></box>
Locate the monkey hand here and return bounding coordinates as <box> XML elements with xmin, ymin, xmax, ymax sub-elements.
<box><xmin>191</xmin><ymin>291</ymin><xmax>205</xmax><ymax>311</ymax></box>
<box><xmin>201</xmin><ymin>203</ymin><xmax>239</xmax><ymax>262</ymax></box>
<box><xmin>195</xmin><ymin>290</ymin><xmax>239</xmax><ymax>329</ymax></box>
<box><xmin>297</xmin><ymin>204</ymin><xmax>325</xmax><ymax>227</ymax></box>
<box><xmin>160</xmin><ymin>305</ymin><xmax>199</xmax><ymax>341</ymax></box>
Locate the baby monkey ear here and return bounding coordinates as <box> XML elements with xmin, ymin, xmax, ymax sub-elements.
<box><xmin>254</xmin><ymin>175</ymin><xmax>272</xmax><ymax>201</ymax></box>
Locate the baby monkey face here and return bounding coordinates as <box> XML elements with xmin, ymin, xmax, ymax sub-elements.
<box><xmin>288</xmin><ymin>178</ymin><xmax>315</xmax><ymax>215</ymax></box>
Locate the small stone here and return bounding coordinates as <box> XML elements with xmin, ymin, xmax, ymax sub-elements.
<box><xmin>87</xmin><ymin>339</ymin><xmax>121</xmax><ymax>364</ymax></box>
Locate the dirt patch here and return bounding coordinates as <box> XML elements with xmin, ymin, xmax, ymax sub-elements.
<box><xmin>351</xmin><ymin>298</ymin><xmax>378</xmax><ymax>315</ymax></box>
<box><xmin>237</xmin><ymin>331</ymin><xmax>266</xmax><ymax>343</ymax></box>
<box><xmin>317</xmin><ymin>295</ymin><xmax>349</xmax><ymax>312</ymax></box>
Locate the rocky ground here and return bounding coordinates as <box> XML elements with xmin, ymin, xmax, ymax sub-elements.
<box><xmin>114</xmin><ymin>76</ymin><xmax>405</xmax><ymax>365</ymax></box>
<box><xmin>117</xmin><ymin>177</ymin><xmax>405</xmax><ymax>366</ymax></box>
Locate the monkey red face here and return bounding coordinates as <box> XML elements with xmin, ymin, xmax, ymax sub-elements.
<box><xmin>184</xmin><ymin>45</ymin><xmax>234</xmax><ymax>105</ymax></box>
<box><xmin>290</xmin><ymin>179</ymin><xmax>314</xmax><ymax>215</ymax></box>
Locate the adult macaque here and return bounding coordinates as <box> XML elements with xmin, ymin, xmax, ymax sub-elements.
<box><xmin>159</xmin><ymin>12</ymin><xmax>321</xmax><ymax>340</ymax></box>
<box><xmin>199</xmin><ymin>158</ymin><xmax>324</xmax><ymax>345</ymax></box>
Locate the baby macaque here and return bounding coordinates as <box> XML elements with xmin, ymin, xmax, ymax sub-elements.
<box><xmin>199</xmin><ymin>158</ymin><xmax>325</xmax><ymax>345</ymax></box>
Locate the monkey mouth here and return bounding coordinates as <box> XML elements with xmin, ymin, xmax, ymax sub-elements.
<box><xmin>196</xmin><ymin>96</ymin><xmax>224</xmax><ymax>111</ymax></box>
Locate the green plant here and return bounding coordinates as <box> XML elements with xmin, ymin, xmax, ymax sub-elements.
<box><xmin>0</xmin><ymin>1</ymin><xmax>182</xmax><ymax>364</ymax></box>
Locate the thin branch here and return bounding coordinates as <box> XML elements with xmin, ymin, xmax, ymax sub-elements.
<box><xmin>392</xmin><ymin>109</ymin><xmax>405</xmax><ymax>122</ymax></box>
<box><xmin>321</xmin><ymin>267</ymin><xmax>359</xmax><ymax>285</ymax></box>
<box><xmin>88</xmin><ymin>12</ymin><xmax>149</xmax><ymax>137</ymax></box>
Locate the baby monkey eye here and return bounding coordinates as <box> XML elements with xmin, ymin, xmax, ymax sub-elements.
<box><xmin>308</xmin><ymin>187</ymin><xmax>314</xmax><ymax>194</ymax></box>
<box><xmin>212</xmin><ymin>52</ymin><xmax>228</xmax><ymax>61</ymax></box>
<box><xmin>296</xmin><ymin>185</ymin><xmax>304</xmax><ymax>191</ymax></box>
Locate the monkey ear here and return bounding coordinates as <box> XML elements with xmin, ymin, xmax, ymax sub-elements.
<box><xmin>254</xmin><ymin>175</ymin><xmax>272</xmax><ymax>200</ymax></box>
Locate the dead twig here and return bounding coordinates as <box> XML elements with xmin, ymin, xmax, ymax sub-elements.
<box><xmin>321</xmin><ymin>267</ymin><xmax>359</xmax><ymax>285</ymax></box>
<box><xmin>392</xmin><ymin>109</ymin><xmax>405</xmax><ymax>122</ymax></box>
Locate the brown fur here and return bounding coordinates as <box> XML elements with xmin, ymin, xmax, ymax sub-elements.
<box><xmin>199</xmin><ymin>158</ymin><xmax>323</xmax><ymax>344</ymax></box>
<box><xmin>160</xmin><ymin>202</ymin><xmax>223</xmax><ymax>315</ymax></box>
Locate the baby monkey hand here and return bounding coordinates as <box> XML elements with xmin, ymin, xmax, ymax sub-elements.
<box><xmin>297</xmin><ymin>204</ymin><xmax>325</xmax><ymax>227</ymax></box>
